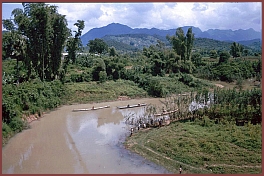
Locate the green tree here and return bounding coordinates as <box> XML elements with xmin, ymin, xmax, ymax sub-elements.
<box><xmin>2</xmin><ymin>19</ymin><xmax>15</xmax><ymax>31</ymax></box>
<box><xmin>92</xmin><ymin>58</ymin><xmax>106</xmax><ymax>81</ymax></box>
<box><xmin>167</xmin><ymin>27</ymin><xmax>194</xmax><ymax>63</ymax></box>
<box><xmin>151</xmin><ymin>56</ymin><xmax>165</xmax><ymax>76</ymax></box>
<box><xmin>243</xmin><ymin>49</ymin><xmax>249</xmax><ymax>57</ymax></box>
<box><xmin>3</xmin><ymin>19</ymin><xmax>27</xmax><ymax>84</ymax></box>
<box><xmin>191</xmin><ymin>52</ymin><xmax>202</xmax><ymax>66</ymax></box>
<box><xmin>99</xmin><ymin>71</ymin><xmax>107</xmax><ymax>83</ymax></box>
<box><xmin>49</xmin><ymin>12</ymin><xmax>70</xmax><ymax>80</ymax></box>
<box><xmin>230</xmin><ymin>42</ymin><xmax>243</xmax><ymax>58</ymax></box>
<box><xmin>2</xmin><ymin>32</ymin><xmax>14</xmax><ymax>60</ymax></box>
<box><xmin>148</xmin><ymin>78</ymin><xmax>165</xmax><ymax>97</ymax></box>
<box><xmin>109</xmin><ymin>47</ymin><xmax>117</xmax><ymax>57</ymax></box>
<box><xmin>65</xmin><ymin>20</ymin><xmax>85</xmax><ymax>65</ymax></box>
<box><xmin>9</xmin><ymin>3</ymin><xmax>69</xmax><ymax>81</ymax></box>
<box><xmin>210</xmin><ymin>50</ymin><xmax>218</xmax><ymax>59</ymax></box>
<box><xmin>172</xmin><ymin>28</ymin><xmax>186</xmax><ymax>61</ymax></box>
<box><xmin>88</xmin><ymin>38</ymin><xmax>108</xmax><ymax>54</ymax></box>
<box><xmin>186</xmin><ymin>27</ymin><xmax>194</xmax><ymax>61</ymax></box>
<box><xmin>165</xmin><ymin>50</ymin><xmax>180</xmax><ymax>73</ymax></box>
<box><xmin>218</xmin><ymin>51</ymin><xmax>230</xmax><ymax>64</ymax></box>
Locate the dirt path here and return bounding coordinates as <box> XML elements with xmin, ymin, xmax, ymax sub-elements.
<box><xmin>208</xmin><ymin>164</ymin><xmax>262</xmax><ymax>168</ymax></box>
<box><xmin>126</xmin><ymin>130</ymin><xmax>210</xmax><ymax>174</ymax></box>
<box><xmin>215</xmin><ymin>83</ymin><xmax>224</xmax><ymax>88</ymax></box>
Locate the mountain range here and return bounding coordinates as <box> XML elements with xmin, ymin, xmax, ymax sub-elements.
<box><xmin>80</xmin><ymin>23</ymin><xmax>262</xmax><ymax>45</ymax></box>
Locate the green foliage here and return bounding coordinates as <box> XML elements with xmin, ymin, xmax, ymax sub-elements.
<box><xmin>102</xmin><ymin>36</ymin><xmax>140</xmax><ymax>53</ymax></box>
<box><xmin>64</xmin><ymin>80</ymin><xmax>148</xmax><ymax>104</ymax></box>
<box><xmin>193</xmin><ymin>38</ymin><xmax>258</xmax><ymax>57</ymax></box>
<box><xmin>218</xmin><ymin>51</ymin><xmax>230</xmax><ymax>64</ymax></box>
<box><xmin>2</xmin><ymin>79</ymin><xmax>66</xmax><ymax>143</ymax></box>
<box><xmin>102</xmin><ymin>33</ymin><xmax>170</xmax><ymax>52</ymax></box>
<box><xmin>109</xmin><ymin>46</ymin><xmax>117</xmax><ymax>56</ymax></box>
<box><xmin>70</xmin><ymin>73</ymin><xmax>84</xmax><ymax>82</ymax></box>
<box><xmin>88</xmin><ymin>38</ymin><xmax>108</xmax><ymax>54</ymax></box>
<box><xmin>186</xmin><ymin>27</ymin><xmax>194</xmax><ymax>60</ymax></box>
<box><xmin>99</xmin><ymin>71</ymin><xmax>107</xmax><ymax>83</ymax></box>
<box><xmin>167</xmin><ymin>27</ymin><xmax>194</xmax><ymax>62</ymax></box>
<box><xmin>230</xmin><ymin>42</ymin><xmax>243</xmax><ymax>58</ymax></box>
<box><xmin>92</xmin><ymin>58</ymin><xmax>106</xmax><ymax>81</ymax></box>
<box><xmin>179</xmin><ymin>60</ymin><xmax>195</xmax><ymax>73</ymax></box>
<box><xmin>2</xmin><ymin>31</ymin><xmax>27</xmax><ymax>62</ymax></box>
<box><xmin>8</xmin><ymin>3</ymin><xmax>70</xmax><ymax>81</ymax></box>
<box><xmin>9</xmin><ymin>117</ymin><xmax>26</xmax><ymax>133</ymax></box>
<box><xmin>209</xmin><ymin>50</ymin><xmax>218</xmax><ymax>59</ymax></box>
<box><xmin>147</xmin><ymin>78</ymin><xmax>165</xmax><ymax>97</ymax></box>
<box><xmin>179</xmin><ymin>73</ymin><xmax>193</xmax><ymax>85</ymax></box>
<box><xmin>191</xmin><ymin>52</ymin><xmax>203</xmax><ymax>66</ymax></box>
<box><xmin>196</xmin><ymin>58</ymin><xmax>260</xmax><ymax>82</ymax></box>
<box><xmin>142</xmin><ymin>43</ymin><xmax>196</xmax><ymax>75</ymax></box>
<box><xmin>101</xmin><ymin>33</ymin><xmax>259</xmax><ymax>57</ymax></box>
<box><xmin>2</xmin><ymin>71</ymin><xmax>15</xmax><ymax>85</ymax></box>
<box><xmin>2</xmin><ymin>122</ymin><xmax>13</xmax><ymax>139</ymax></box>
<box><xmin>65</xmin><ymin>20</ymin><xmax>85</xmax><ymax>65</ymax></box>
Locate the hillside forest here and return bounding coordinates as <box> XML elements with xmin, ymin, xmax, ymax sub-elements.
<box><xmin>2</xmin><ymin>3</ymin><xmax>262</xmax><ymax>173</ymax></box>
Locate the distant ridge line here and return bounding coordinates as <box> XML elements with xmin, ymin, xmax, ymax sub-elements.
<box><xmin>80</xmin><ymin>23</ymin><xmax>262</xmax><ymax>45</ymax></box>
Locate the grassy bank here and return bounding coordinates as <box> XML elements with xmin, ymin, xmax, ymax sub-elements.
<box><xmin>124</xmin><ymin>118</ymin><xmax>262</xmax><ymax>174</ymax></box>
<box><xmin>63</xmin><ymin>79</ymin><xmax>148</xmax><ymax>104</ymax></box>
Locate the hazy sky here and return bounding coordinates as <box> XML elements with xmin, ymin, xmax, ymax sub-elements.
<box><xmin>2</xmin><ymin>2</ymin><xmax>262</xmax><ymax>34</ymax></box>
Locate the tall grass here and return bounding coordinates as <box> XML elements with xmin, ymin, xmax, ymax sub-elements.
<box><xmin>63</xmin><ymin>79</ymin><xmax>148</xmax><ymax>104</ymax></box>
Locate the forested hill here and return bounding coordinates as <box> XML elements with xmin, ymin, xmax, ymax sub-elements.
<box><xmin>102</xmin><ymin>34</ymin><xmax>170</xmax><ymax>52</ymax></box>
<box><xmin>237</xmin><ymin>39</ymin><xmax>262</xmax><ymax>52</ymax></box>
<box><xmin>101</xmin><ymin>33</ymin><xmax>261</xmax><ymax>54</ymax></box>
<box><xmin>80</xmin><ymin>23</ymin><xmax>261</xmax><ymax>45</ymax></box>
<box><xmin>193</xmin><ymin>38</ymin><xmax>261</xmax><ymax>53</ymax></box>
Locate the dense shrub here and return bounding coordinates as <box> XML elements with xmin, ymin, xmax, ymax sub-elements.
<box><xmin>196</xmin><ymin>59</ymin><xmax>261</xmax><ymax>82</ymax></box>
<box><xmin>9</xmin><ymin>117</ymin><xmax>26</xmax><ymax>133</ymax></box>
<box><xmin>147</xmin><ymin>79</ymin><xmax>165</xmax><ymax>97</ymax></box>
<box><xmin>70</xmin><ymin>73</ymin><xmax>83</xmax><ymax>82</ymax></box>
<box><xmin>2</xmin><ymin>79</ymin><xmax>66</xmax><ymax>142</ymax></box>
<box><xmin>2</xmin><ymin>122</ymin><xmax>13</xmax><ymax>139</ymax></box>
<box><xmin>99</xmin><ymin>71</ymin><xmax>107</xmax><ymax>83</ymax></box>
<box><xmin>179</xmin><ymin>73</ymin><xmax>193</xmax><ymax>85</ymax></box>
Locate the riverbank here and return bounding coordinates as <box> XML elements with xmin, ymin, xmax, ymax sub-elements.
<box><xmin>3</xmin><ymin>93</ymin><xmax>262</xmax><ymax>174</ymax></box>
<box><xmin>124</xmin><ymin>118</ymin><xmax>262</xmax><ymax>174</ymax></box>
<box><xmin>2</xmin><ymin>98</ymin><xmax>172</xmax><ymax>174</ymax></box>
<box><xmin>3</xmin><ymin>78</ymin><xmax>261</xmax><ymax>173</ymax></box>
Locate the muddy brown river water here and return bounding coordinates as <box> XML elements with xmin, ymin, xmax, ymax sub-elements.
<box><xmin>2</xmin><ymin>98</ymin><xmax>172</xmax><ymax>174</ymax></box>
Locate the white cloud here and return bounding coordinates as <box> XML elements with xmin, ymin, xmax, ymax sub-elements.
<box><xmin>2</xmin><ymin>2</ymin><xmax>262</xmax><ymax>34</ymax></box>
<box><xmin>192</xmin><ymin>3</ymin><xmax>208</xmax><ymax>11</ymax></box>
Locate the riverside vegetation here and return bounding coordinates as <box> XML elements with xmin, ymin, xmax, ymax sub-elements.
<box><xmin>2</xmin><ymin>2</ymin><xmax>262</xmax><ymax>174</ymax></box>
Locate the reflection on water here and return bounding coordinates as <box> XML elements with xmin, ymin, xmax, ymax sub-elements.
<box><xmin>4</xmin><ymin>143</ymin><xmax>34</xmax><ymax>174</ymax></box>
<box><xmin>18</xmin><ymin>144</ymin><xmax>34</xmax><ymax>168</ymax></box>
<box><xmin>2</xmin><ymin>99</ymin><xmax>171</xmax><ymax>174</ymax></box>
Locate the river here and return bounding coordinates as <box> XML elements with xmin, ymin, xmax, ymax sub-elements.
<box><xmin>2</xmin><ymin>98</ymin><xmax>172</xmax><ymax>174</ymax></box>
